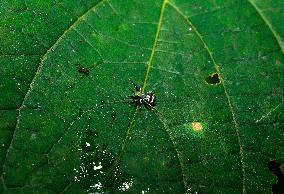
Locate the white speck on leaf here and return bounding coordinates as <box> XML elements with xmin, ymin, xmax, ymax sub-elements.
<box><xmin>93</xmin><ymin>162</ymin><xmax>103</xmax><ymax>170</ymax></box>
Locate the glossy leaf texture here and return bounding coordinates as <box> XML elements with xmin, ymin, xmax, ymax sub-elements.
<box><xmin>0</xmin><ymin>0</ymin><xmax>283</xmax><ymax>193</ymax></box>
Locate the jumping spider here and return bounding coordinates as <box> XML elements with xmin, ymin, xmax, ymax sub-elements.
<box><xmin>125</xmin><ymin>81</ymin><xmax>156</xmax><ymax>110</ymax></box>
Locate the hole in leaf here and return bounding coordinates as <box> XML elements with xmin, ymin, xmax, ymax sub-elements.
<box><xmin>268</xmin><ymin>160</ymin><xmax>284</xmax><ymax>194</ymax></box>
<box><xmin>205</xmin><ymin>73</ymin><xmax>220</xmax><ymax>85</ymax></box>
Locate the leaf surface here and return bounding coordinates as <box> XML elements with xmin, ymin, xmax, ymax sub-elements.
<box><xmin>0</xmin><ymin>0</ymin><xmax>283</xmax><ymax>193</ymax></box>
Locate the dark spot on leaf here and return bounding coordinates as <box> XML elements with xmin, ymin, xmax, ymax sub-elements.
<box><xmin>78</xmin><ymin>109</ymin><xmax>84</xmax><ymax>116</ymax></box>
<box><xmin>268</xmin><ymin>160</ymin><xmax>284</xmax><ymax>194</ymax></box>
<box><xmin>114</xmin><ymin>24</ymin><xmax>126</xmax><ymax>32</ymax></box>
<box><xmin>205</xmin><ymin>73</ymin><xmax>220</xmax><ymax>85</ymax></box>
<box><xmin>114</xmin><ymin>25</ymin><xmax>120</xmax><ymax>31</ymax></box>
<box><xmin>78</xmin><ymin>67</ymin><xmax>90</xmax><ymax>75</ymax></box>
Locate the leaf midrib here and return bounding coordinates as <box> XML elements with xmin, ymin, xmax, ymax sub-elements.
<box><xmin>109</xmin><ymin>0</ymin><xmax>188</xmax><ymax>192</ymax></box>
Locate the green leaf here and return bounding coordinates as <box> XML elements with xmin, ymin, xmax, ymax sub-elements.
<box><xmin>0</xmin><ymin>0</ymin><xmax>283</xmax><ymax>193</ymax></box>
<box><xmin>250</xmin><ymin>0</ymin><xmax>284</xmax><ymax>50</ymax></box>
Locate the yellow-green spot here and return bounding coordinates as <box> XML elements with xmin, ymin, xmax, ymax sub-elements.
<box><xmin>184</xmin><ymin>121</ymin><xmax>206</xmax><ymax>138</ymax></box>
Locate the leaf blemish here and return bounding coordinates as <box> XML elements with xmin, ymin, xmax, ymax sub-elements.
<box><xmin>114</xmin><ymin>24</ymin><xmax>127</xmax><ymax>32</ymax></box>
<box><xmin>78</xmin><ymin>67</ymin><xmax>90</xmax><ymax>75</ymax></box>
<box><xmin>184</xmin><ymin>122</ymin><xmax>205</xmax><ymax>137</ymax></box>
<box><xmin>192</xmin><ymin>122</ymin><xmax>203</xmax><ymax>132</ymax></box>
<box><xmin>205</xmin><ymin>73</ymin><xmax>221</xmax><ymax>85</ymax></box>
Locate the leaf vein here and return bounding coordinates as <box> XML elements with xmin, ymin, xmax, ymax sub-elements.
<box><xmin>0</xmin><ymin>0</ymin><xmax>108</xmax><ymax>184</ymax></box>
<box><xmin>107</xmin><ymin>1</ymin><xmax>188</xmax><ymax>193</ymax></box>
<box><xmin>247</xmin><ymin>0</ymin><xmax>284</xmax><ymax>54</ymax></box>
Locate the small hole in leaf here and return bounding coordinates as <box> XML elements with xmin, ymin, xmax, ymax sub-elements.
<box><xmin>205</xmin><ymin>73</ymin><xmax>220</xmax><ymax>85</ymax></box>
<box><xmin>268</xmin><ymin>160</ymin><xmax>284</xmax><ymax>194</ymax></box>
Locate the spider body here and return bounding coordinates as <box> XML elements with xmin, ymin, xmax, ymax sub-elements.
<box><xmin>126</xmin><ymin>81</ymin><xmax>156</xmax><ymax>109</ymax></box>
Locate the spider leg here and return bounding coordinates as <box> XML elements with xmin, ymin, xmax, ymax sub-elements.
<box><xmin>143</xmin><ymin>100</ymin><xmax>154</xmax><ymax>110</ymax></box>
<box><xmin>130</xmin><ymin>79</ymin><xmax>141</xmax><ymax>92</ymax></box>
<box><xmin>123</xmin><ymin>97</ymin><xmax>134</xmax><ymax>104</ymax></box>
